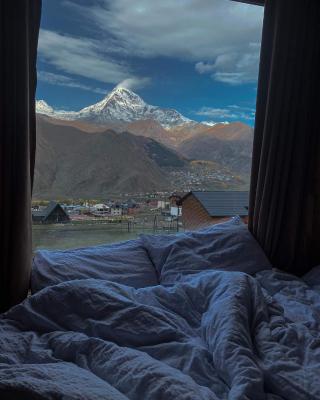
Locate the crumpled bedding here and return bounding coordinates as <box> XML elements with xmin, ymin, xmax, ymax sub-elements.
<box><xmin>141</xmin><ymin>221</ymin><xmax>272</xmax><ymax>284</ymax></box>
<box><xmin>31</xmin><ymin>219</ymin><xmax>272</xmax><ymax>293</ymax></box>
<box><xmin>1</xmin><ymin>268</ymin><xmax>320</xmax><ymax>399</ymax></box>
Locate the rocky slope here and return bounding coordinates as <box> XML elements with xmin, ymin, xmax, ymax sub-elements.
<box><xmin>34</xmin><ymin>116</ymin><xmax>186</xmax><ymax>199</ymax></box>
<box><xmin>177</xmin><ymin>123</ymin><xmax>254</xmax><ymax>174</ymax></box>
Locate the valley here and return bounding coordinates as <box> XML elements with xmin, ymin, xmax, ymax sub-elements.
<box><xmin>34</xmin><ymin>87</ymin><xmax>253</xmax><ymax>200</ymax></box>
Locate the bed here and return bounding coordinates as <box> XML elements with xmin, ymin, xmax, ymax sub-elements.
<box><xmin>0</xmin><ymin>219</ymin><xmax>319</xmax><ymax>399</ymax></box>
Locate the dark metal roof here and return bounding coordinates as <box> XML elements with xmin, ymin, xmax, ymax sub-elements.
<box><xmin>32</xmin><ymin>201</ymin><xmax>63</xmax><ymax>219</ymax></box>
<box><xmin>231</xmin><ymin>0</ymin><xmax>264</xmax><ymax>5</ymax></box>
<box><xmin>181</xmin><ymin>191</ymin><xmax>249</xmax><ymax>217</ymax></box>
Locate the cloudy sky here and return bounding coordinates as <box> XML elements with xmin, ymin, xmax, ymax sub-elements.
<box><xmin>37</xmin><ymin>0</ymin><xmax>264</xmax><ymax>124</ymax></box>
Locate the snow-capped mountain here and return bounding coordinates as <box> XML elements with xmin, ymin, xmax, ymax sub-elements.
<box><xmin>202</xmin><ymin>121</ymin><xmax>230</xmax><ymax>127</ymax></box>
<box><xmin>36</xmin><ymin>100</ymin><xmax>55</xmax><ymax>115</ymax></box>
<box><xmin>36</xmin><ymin>87</ymin><xmax>191</xmax><ymax>128</ymax></box>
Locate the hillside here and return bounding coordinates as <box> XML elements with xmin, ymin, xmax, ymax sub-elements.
<box><xmin>39</xmin><ymin>115</ymin><xmax>124</xmax><ymax>133</ymax></box>
<box><xmin>36</xmin><ymin>87</ymin><xmax>254</xmax><ymax>176</ymax></box>
<box><xmin>33</xmin><ymin>116</ymin><xmax>186</xmax><ymax>199</ymax></box>
<box><xmin>177</xmin><ymin>123</ymin><xmax>254</xmax><ymax>174</ymax></box>
<box><xmin>35</xmin><ymin>87</ymin><xmax>253</xmax><ymax>198</ymax></box>
<box><xmin>125</xmin><ymin>121</ymin><xmax>254</xmax><ymax>174</ymax></box>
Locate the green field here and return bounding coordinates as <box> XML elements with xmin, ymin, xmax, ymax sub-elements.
<box><xmin>32</xmin><ymin>223</ymin><xmax>155</xmax><ymax>252</ymax></box>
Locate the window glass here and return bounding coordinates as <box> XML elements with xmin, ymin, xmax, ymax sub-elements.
<box><xmin>33</xmin><ymin>0</ymin><xmax>263</xmax><ymax>251</ymax></box>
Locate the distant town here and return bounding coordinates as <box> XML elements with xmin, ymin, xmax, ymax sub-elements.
<box><xmin>32</xmin><ymin>192</ymin><xmax>183</xmax><ymax>233</ymax></box>
<box><xmin>32</xmin><ymin>190</ymin><xmax>249</xmax><ymax>231</ymax></box>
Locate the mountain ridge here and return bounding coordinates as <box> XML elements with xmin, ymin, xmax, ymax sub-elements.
<box><xmin>34</xmin><ymin>116</ymin><xmax>188</xmax><ymax>198</ymax></box>
<box><xmin>34</xmin><ymin>87</ymin><xmax>253</xmax><ymax>198</ymax></box>
<box><xmin>36</xmin><ymin>87</ymin><xmax>192</xmax><ymax>128</ymax></box>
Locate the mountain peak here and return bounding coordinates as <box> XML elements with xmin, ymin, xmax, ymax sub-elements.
<box><xmin>112</xmin><ymin>86</ymin><xmax>133</xmax><ymax>94</ymax></box>
<box><xmin>103</xmin><ymin>86</ymin><xmax>134</xmax><ymax>100</ymax></box>
<box><xmin>36</xmin><ymin>100</ymin><xmax>54</xmax><ymax>114</ymax></box>
<box><xmin>36</xmin><ymin>85</ymin><xmax>192</xmax><ymax>127</ymax></box>
<box><xmin>103</xmin><ymin>86</ymin><xmax>145</xmax><ymax>105</ymax></box>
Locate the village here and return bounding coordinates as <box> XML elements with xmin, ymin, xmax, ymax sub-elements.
<box><xmin>32</xmin><ymin>190</ymin><xmax>249</xmax><ymax>232</ymax></box>
<box><xmin>32</xmin><ymin>193</ymin><xmax>182</xmax><ymax>233</ymax></box>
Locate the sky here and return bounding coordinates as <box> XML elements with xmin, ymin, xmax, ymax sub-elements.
<box><xmin>37</xmin><ymin>0</ymin><xmax>264</xmax><ymax>125</ymax></box>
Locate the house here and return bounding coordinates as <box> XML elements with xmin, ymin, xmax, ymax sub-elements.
<box><xmin>120</xmin><ymin>200</ymin><xmax>136</xmax><ymax>215</ymax></box>
<box><xmin>32</xmin><ymin>201</ymin><xmax>70</xmax><ymax>224</ymax></box>
<box><xmin>169</xmin><ymin>193</ymin><xmax>184</xmax><ymax>217</ymax></box>
<box><xmin>157</xmin><ymin>200</ymin><xmax>169</xmax><ymax>210</ymax></box>
<box><xmin>63</xmin><ymin>204</ymin><xmax>90</xmax><ymax>215</ymax></box>
<box><xmin>147</xmin><ymin>200</ymin><xmax>158</xmax><ymax>208</ymax></box>
<box><xmin>110</xmin><ymin>206</ymin><xmax>122</xmax><ymax>216</ymax></box>
<box><xmin>177</xmin><ymin>191</ymin><xmax>249</xmax><ymax>230</ymax></box>
<box><xmin>91</xmin><ymin>203</ymin><xmax>110</xmax><ymax>216</ymax></box>
<box><xmin>127</xmin><ymin>199</ymin><xmax>138</xmax><ymax>215</ymax></box>
<box><xmin>93</xmin><ymin>204</ymin><xmax>110</xmax><ymax>212</ymax></box>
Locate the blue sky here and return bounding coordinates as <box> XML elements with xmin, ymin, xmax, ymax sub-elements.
<box><xmin>37</xmin><ymin>0</ymin><xmax>264</xmax><ymax>124</ymax></box>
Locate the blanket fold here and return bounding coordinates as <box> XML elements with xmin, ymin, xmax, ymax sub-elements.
<box><xmin>1</xmin><ymin>270</ymin><xmax>320</xmax><ymax>399</ymax></box>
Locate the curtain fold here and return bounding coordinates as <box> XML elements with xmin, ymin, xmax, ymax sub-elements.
<box><xmin>0</xmin><ymin>1</ymin><xmax>41</xmax><ymax>312</ymax></box>
<box><xmin>249</xmin><ymin>0</ymin><xmax>320</xmax><ymax>275</ymax></box>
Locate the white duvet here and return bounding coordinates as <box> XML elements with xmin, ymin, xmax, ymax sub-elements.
<box><xmin>0</xmin><ymin>268</ymin><xmax>320</xmax><ymax>399</ymax></box>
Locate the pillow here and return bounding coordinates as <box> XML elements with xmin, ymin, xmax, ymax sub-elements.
<box><xmin>31</xmin><ymin>239</ymin><xmax>159</xmax><ymax>293</ymax></box>
<box><xmin>140</xmin><ymin>218</ymin><xmax>272</xmax><ymax>285</ymax></box>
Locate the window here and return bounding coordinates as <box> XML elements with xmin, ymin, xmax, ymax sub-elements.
<box><xmin>33</xmin><ymin>0</ymin><xmax>263</xmax><ymax>251</ymax></box>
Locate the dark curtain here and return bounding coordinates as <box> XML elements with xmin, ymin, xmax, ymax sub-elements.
<box><xmin>249</xmin><ymin>0</ymin><xmax>320</xmax><ymax>275</ymax></box>
<box><xmin>0</xmin><ymin>1</ymin><xmax>41</xmax><ymax>312</ymax></box>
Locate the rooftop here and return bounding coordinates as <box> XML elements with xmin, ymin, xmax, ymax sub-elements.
<box><xmin>32</xmin><ymin>201</ymin><xmax>59</xmax><ymax>217</ymax></box>
<box><xmin>179</xmin><ymin>191</ymin><xmax>249</xmax><ymax>217</ymax></box>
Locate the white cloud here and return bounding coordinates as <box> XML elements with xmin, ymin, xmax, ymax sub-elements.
<box><xmin>195</xmin><ymin>44</ymin><xmax>260</xmax><ymax>85</ymax></box>
<box><xmin>195</xmin><ymin>62</ymin><xmax>215</xmax><ymax>74</ymax></box>
<box><xmin>195</xmin><ymin>105</ymin><xmax>256</xmax><ymax>121</ymax></box>
<box><xmin>38</xmin><ymin>71</ymin><xmax>107</xmax><ymax>94</ymax></box>
<box><xmin>115</xmin><ymin>77</ymin><xmax>151</xmax><ymax>91</ymax></box>
<box><xmin>38</xmin><ymin>29</ymin><xmax>149</xmax><ymax>87</ymax></box>
<box><xmin>64</xmin><ymin>0</ymin><xmax>263</xmax><ymax>85</ymax></box>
